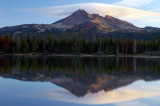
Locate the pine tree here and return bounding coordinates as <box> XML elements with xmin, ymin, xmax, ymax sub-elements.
<box><xmin>32</xmin><ymin>36</ymin><xmax>38</xmax><ymax>53</ymax></box>
<box><xmin>20</xmin><ymin>38</ymin><xmax>29</xmax><ymax>53</ymax></box>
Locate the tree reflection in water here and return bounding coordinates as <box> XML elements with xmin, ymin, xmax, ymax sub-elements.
<box><xmin>0</xmin><ymin>56</ymin><xmax>160</xmax><ymax>97</ymax></box>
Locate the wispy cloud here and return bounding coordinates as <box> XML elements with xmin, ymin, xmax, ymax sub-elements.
<box><xmin>148</xmin><ymin>8</ymin><xmax>160</xmax><ymax>12</ymax></box>
<box><xmin>114</xmin><ymin>101</ymin><xmax>149</xmax><ymax>106</ymax></box>
<box><xmin>141</xmin><ymin>18</ymin><xmax>160</xmax><ymax>22</ymax></box>
<box><xmin>113</xmin><ymin>0</ymin><xmax>156</xmax><ymax>7</ymax></box>
<box><xmin>19</xmin><ymin>3</ymin><xmax>160</xmax><ymax>19</ymax></box>
<box><xmin>18</xmin><ymin>3</ymin><xmax>160</xmax><ymax>27</ymax></box>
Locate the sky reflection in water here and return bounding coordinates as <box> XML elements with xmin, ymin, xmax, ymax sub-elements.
<box><xmin>0</xmin><ymin>56</ymin><xmax>160</xmax><ymax>106</ymax></box>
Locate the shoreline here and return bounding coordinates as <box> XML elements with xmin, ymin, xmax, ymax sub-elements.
<box><xmin>1</xmin><ymin>53</ymin><xmax>160</xmax><ymax>58</ymax></box>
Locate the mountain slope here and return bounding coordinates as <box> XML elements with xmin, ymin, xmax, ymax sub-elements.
<box><xmin>51</xmin><ymin>9</ymin><xmax>91</xmax><ymax>30</ymax></box>
<box><xmin>51</xmin><ymin>9</ymin><xmax>139</xmax><ymax>32</ymax></box>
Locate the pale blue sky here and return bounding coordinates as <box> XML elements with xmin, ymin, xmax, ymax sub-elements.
<box><xmin>1</xmin><ymin>0</ymin><xmax>160</xmax><ymax>28</ymax></box>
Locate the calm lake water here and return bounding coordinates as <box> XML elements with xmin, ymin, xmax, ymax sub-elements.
<box><xmin>0</xmin><ymin>56</ymin><xmax>160</xmax><ymax>106</ymax></box>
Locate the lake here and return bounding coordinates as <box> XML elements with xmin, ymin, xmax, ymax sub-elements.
<box><xmin>0</xmin><ymin>56</ymin><xmax>160</xmax><ymax>106</ymax></box>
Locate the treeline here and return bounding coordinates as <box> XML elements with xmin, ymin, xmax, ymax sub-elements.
<box><xmin>0</xmin><ymin>34</ymin><xmax>160</xmax><ymax>54</ymax></box>
<box><xmin>1</xmin><ymin>56</ymin><xmax>160</xmax><ymax>76</ymax></box>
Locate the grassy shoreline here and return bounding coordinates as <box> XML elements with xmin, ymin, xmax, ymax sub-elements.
<box><xmin>1</xmin><ymin>53</ymin><xmax>160</xmax><ymax>58</ymax></box>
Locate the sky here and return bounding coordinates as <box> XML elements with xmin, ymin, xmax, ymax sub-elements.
<box><xmin>1</xmin><ymin>0</ymin><xmax>160</xmax><ymax>28</ymax></box>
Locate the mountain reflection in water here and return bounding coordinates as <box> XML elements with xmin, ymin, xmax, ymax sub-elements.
<box><xmin>0</xmin><ymin>56</ymin><xmax>160</xmax><ymax>98</ymax></box>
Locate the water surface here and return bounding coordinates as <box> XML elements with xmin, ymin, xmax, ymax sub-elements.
<box><xmin>0</xmin><ymin>56</ymin><xmax>160</xmax><ymax>106</ymax></box>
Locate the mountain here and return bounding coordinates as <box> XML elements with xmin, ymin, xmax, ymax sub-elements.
<box><xmin>51</xmin><ymin>9</ymin><xmax>92</xmax><ymax>30</ymax></box>
<box><xmin>143</xmin><ymin>26</ymin><xmax>160</xmax><ymax>32</ymax></box>
<box><xmin>51</xmin><ymin>9</ymin><xmax>138</xmax><ymax>32</ymax></box>
<box><xmin>0</xmin><ymin>9</ymin><xmax>160</xmax><ymax>40</ymax></box>
<box><xmin>52</xmin><ymin>9</ymin><xmax>138</xmax><ymax>31</ymax></box>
